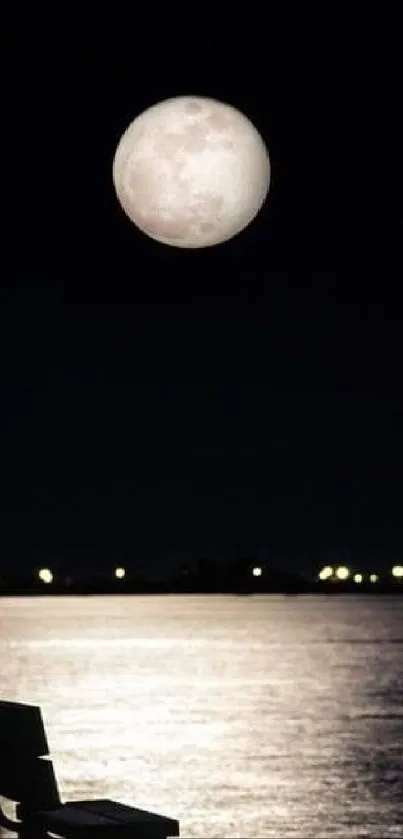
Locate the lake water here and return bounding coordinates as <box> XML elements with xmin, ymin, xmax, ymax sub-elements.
<box><xmin>0</xmin><ymin>594</ymin><xmax>402</xmax><ymax>837</ymax></box>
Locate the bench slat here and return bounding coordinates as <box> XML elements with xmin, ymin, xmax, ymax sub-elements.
<box><xmin>67</xmin><ymin>800</ymin><xmax>180</xmax><ymax>836</ymax></box>
<box><xmin>0</xmin><ymin>701</ymin><xmax>50</xmax><ymax>758</ymax></box>
<box><xmin>28</xmin><ymin>806</ymin><xmax>154</xmax><ymax>839</ymax></box>
<box><xmin>0</xmin><ymin>756</ymin><xmax>61</xmax><ymax>807</ymax></box>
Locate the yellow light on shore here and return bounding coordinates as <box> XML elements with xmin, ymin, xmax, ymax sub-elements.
<box><xmin>335</xmin><ymin>566</ymin><xmax>350</xmax><ymax>580</ymax></box>
<box><xmin>38</xmin><ymin>568</ymin><xmax>53</xmax><ymax>584</ymax></box>
<box><xmin>252</xmin><ymin>567</ymin><xmax>262</xmax><ymax>577</ymax></box>
<box><xmin>318</xmin><ymin>565</ymin><xmax>333</xmax><ymax>581</ymax></box>
<box><xmin>392</xmin><ymin>565</ymin><xmax>403</xmax><ymax>578</ymax></box>
<box><xmin>370</xmin><ymin>573</ymin><xmax>378</xmax><ymax>583</ymax></box>
<box><xmin>115</xmin><ymin>567</ymin><xmax>126</xmax><ymax>579</ymax></box>
<box><xmin>353</xmin><ymin>573</ymin><xmax>363</xmax><ymax>583</ymax></box>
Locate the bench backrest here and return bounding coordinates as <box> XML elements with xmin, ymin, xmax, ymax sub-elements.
<box><xmin>0</xmin><ymin>700</ymin><xmax>61</xmax><ymax>809</ymax></box>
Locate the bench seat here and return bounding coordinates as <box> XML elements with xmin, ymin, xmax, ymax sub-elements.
<box><xmin>15</xmin><ymin>800</ymin><xmax>179</xmax><ymax>839</ymax></box>
<box><xmin>0</xmin><ymin>700</ymin><xmax>180</xmax><ymax>839</ymax></box>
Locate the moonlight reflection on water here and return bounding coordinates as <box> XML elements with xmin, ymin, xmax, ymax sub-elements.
<box><xmin>1</xmin><ymin>595</ymin><xmax>402</xmax><ymax>838</ymax></box>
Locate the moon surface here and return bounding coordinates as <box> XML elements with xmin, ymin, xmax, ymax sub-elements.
<box><xmin>112</xmin><ymin>96</ymin><xmax>271</xmax><ymax>249</ymax></box>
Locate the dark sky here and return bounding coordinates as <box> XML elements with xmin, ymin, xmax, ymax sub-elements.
<box><xmin>2</xmin><ymin>9</ymin><xmax>401</xmax><ymax>574</ymax></box>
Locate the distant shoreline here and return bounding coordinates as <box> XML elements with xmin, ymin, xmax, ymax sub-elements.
<box><xmin>0</xmin><ymin>587</ymin><xmax>402</xmax><ymax>597</ymax></box>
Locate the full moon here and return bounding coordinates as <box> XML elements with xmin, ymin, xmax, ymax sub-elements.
<box><xmin>112</xmin><ymin>96</ymin><xmax>271</xmax><ymax>249</ymax></box>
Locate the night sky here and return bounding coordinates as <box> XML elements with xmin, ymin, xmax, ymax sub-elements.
<box><xmin>2</xmin><ymin>9</ymin><xmax>401</xmax><ymax>577</ymax></box>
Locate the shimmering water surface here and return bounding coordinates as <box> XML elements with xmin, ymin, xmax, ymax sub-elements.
<box><xmin>1</xmin><ymin>595</ymin><xmax>402</xmax><ymax>837</ymax></box>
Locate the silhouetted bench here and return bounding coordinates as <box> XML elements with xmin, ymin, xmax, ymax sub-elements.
<box><xmin>0</xmin><ymin>701</ymin><xmax>180</xmax><ymax>838</ymax></box>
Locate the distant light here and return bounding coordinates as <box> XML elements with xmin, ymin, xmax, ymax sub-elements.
<box><xmin>369</xmin><ymin>573</ymin><xmax>378</xmax><ymax>583</ymax></box>
<box><xmin>318</xmin><ymin>565</ymin><xmax>333</xmax><ymax>581</ymax></box>
<box><xmin>115</xmin><ymin>567</ymin><xmax>126</xmax><ymax>579</ymax></box>
<box><xmin>353</xmin><ymin>573</ymin><xmax>363</xmax><ymax>583</ymax></box>
<box><xmin>38</xmin><ymin>568</ymin><xmax>53</xmax><ymax>584</ymax></box>
<box><xmin>392</xmin><ymin>565</ymin><xmax>403</xmax><ymax>578</ymax></box>
<box><xmin>252</xmin><ymin>566</ymin><xmax>262</xmax><ymax>577</ymax></box>
<box><xmin>335</xmin><ymin>566</ymin><xmax>350</xmax><ymax>580</ymax></box>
